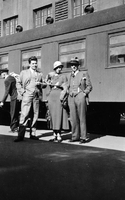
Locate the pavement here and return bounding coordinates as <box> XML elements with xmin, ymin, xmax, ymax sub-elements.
<box><xmin>0</xmin><ymin>125</ymin><xmax>125</xmax><ymax>152</ymax></box>
<box><xmin>0</xmin><ymin>125</ymin><xmax>125</xmax><ymax>200</ymax></box>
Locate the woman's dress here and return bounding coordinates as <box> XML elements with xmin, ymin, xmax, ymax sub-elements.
<box><xmin>47</xmin><ymin>73</ymin><xmax>69</xmax><ymax>130</ymax></box>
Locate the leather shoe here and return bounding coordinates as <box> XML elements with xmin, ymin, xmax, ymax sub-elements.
<box><xmin>30</xmin><ymin>135</ymin><xmax>39</xmax><ymax>140</ymax></box>
<box><xmin>79</xmin><ymin>138</ymin><xmax>89</xmax><ymax>144</ymax></box>
<box><xmin>49</xmin><ymin>137</ymin><xmax>57</xmax><ymax>142</ymax></box>
<box><xmin>9</xmin><ymin>128</ymin><xmax>18</xmax><ymax>133</ymax></box>
<box><xmin>69</xmin><ymin>139</ymin><xmax>79</xmax><ymax>142</ymax></box>
<box><xmin>14</xmin><ymin>137</ymin><xmax>24</xmax><ymax>142</ymax></box>
<box><xmin>13</xmin><ymin>128</ymin><xmax>18</xmax><ymax>132</ymax></box>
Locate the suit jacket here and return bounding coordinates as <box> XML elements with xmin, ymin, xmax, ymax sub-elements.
<box><xmin>2</xmin><ymin>75</ymin><xmax>17</xmax><ymax>102</ymax></box>
<box><xmin>18</xmin><ymin>68</ymin><xmax>43</xmax><ymax>100</ymax></box>
<box><xmin>67</xmin><ymin>70</ymin><xmax>92</xmax><ymax>104</ymax></box>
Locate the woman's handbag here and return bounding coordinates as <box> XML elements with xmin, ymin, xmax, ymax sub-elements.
<box><xmin>60</xmin><ymin>82</ymin><xmax>69</xmax><ymax>111</ymax></box>
<box><xmin>61</xmin><ymin>92</ymin><xmax>69</xmax><ymax>110</ymax></box>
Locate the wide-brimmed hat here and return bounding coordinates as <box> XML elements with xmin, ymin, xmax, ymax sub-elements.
<box><xmin>69</xmin><ymin>57</ymin><xmax>80</xmax><ymax>66</ymax></box>
<box><xmin>53</xmin><ymin>61</ymin><xmax>63</xmax><ymax>70</ymax></box>
<box><xmin>0</xmin><ymin>68</ymin><xmax>9</xmax><ymax>75</ymax></box>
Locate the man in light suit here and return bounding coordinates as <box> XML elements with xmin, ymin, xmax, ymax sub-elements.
<box><xmin>68</xmin><ymin>57</ymin><xmax>92</xmax><ymax>144</ymax></box>
<box><xmin>14</xmin><ymin>56</ymin><xmax>44</xmax><ymax>142</ymax></box>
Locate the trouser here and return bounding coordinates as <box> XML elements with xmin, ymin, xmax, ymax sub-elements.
<box><xmin>68</xmin><ymin>92</ymin><xmax>87</xmax><ymax>140</ymax></box>
<box><xmin>18</xmin><ymin>95</ymin><xmax>39</xmax><ymax>138</ymax></box>
<box><xmin>10</xmin><ymin>99</ymin><xmax>19</xmax><ymax>131</ymax></box>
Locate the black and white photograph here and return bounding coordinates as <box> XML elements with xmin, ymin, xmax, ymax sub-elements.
<box><xmin>0</xmin><ymin>0</ymin><xmax>125</xmax><ymax>199</ymax></box>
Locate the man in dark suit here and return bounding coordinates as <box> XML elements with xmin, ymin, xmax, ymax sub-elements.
<box><xmin>14</xmin><ymin>56</ymin><xmax>45</xmax><ymax>142</ymax></box>
<box><xmin>0</xmin><ymin>68</ymin><xmax>19</xmax><ymax>132</ymax></box>
<box><xmin>68</xmin><ymin>57</ymin><xmax>92</xmax><ymax>144</ymax></box>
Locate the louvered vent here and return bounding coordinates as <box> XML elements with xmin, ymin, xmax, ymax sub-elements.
<box><xmin>55</xmin><ymin>0</ymin><xmax>68</xmax><ymax>22</ymax></box>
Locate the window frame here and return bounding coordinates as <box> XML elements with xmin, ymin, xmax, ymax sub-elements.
<box><xmin>59</xmin><ymin>39</ymin><xmax>87</xmax><ymax>73</ymax></box>
<box><xmin>0</xmin><ymin>54</ymin><xmax>9</xmax><ymax>78</ymax></box>
<box><xmin>72</xmin><ymin>0</ymin><xmax>97</xmax><ymax>18</ymax></box>
<box><xmin>21</xmin><ymin>48</ymin><xmax>42</xmax><ymax>71</ymax></box>
<box><xmin>3</xmin><ymin>16</ymin><xmax>18</xmax><ymax>36</ymax></box>
<box><xmin>108</xmin><ymin>32</ymin><xmax>125</xmax><ymax>68</ymax></box>
<box><xmin>33</xmin><ymin>4</ymin><xmax>52</xmax><ymax>28</ymax></box>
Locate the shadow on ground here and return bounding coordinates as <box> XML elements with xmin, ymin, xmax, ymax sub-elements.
<box><xmin>0</xmin><ymin>135</ymin><xmax>125</xmax><ymax>200</ymax></box>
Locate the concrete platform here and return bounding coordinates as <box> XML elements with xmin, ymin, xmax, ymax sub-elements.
<box><xmin>0</xmin><ymin>125</ymin><xmax>125</xmax><ymax>152</ymax></box>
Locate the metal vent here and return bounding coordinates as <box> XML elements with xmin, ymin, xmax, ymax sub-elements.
<box><xmin>55</xmin><ymin>0</ymin><xmax>68</xmax><ymax>22</ymax></box>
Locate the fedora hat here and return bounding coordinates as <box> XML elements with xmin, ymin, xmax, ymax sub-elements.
<box><xmin>0</xmin><ymin>68</ymin><xmax>9</xmax><ymax>75</ymax></box>
<box><xmin>70</xmin><ymin>57</ymin><xmax>80</xmax><ymax>66</ymax></box>
<box><xmin>53</xmin><ymin>61</ymin><xmax>63</xmax><ymax>70</ymax></box>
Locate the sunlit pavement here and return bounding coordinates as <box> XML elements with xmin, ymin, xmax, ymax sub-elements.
<box><xmin>0</xmin><ymin>125</ymin><xmax>125</xmax><ymax>152</ymax></box>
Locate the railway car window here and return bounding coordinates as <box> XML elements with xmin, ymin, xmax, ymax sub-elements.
<box><xmin>34</xmin><ymin>5</ymin><xmax>52</xmax><ymax>28</ymax></box>
<box><xmin>0</xmin><ymin>55</ymin><xmax>8</xmax><ymax>70</ymax></box>
<box><xmin>109</xmin><ymin>34</ymin><xmax>125</xmax><ymax>66</ymax></box>
<box><xmin>73</xmin><ymin>0</ymin><xmax>97</xmax><ymax>17</ymax></box>
<box><xmin>59</xmin><ymin>40</ymin><xmax>86</xmax><ymax>69</ymax></box>
<box><xmin>3</xmin><ymin>16</ymin><xmax>18</xmax><ymax>36</ymax></box>
<box><xmin>22</xmin><ymin>49</ymin><xmax>41</xmax><ymax>70</ymax></box>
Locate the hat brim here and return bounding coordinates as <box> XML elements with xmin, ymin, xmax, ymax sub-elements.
<box><xmin>0</xmin><ymin>69</ymin><xmax>9</xmax><ymax>74</ymax></box>
<box><xmin>70</xmin><ymin>61</ymin><xmax>79</xmax><ymax>66</ymax></box>
<box><xmin>54</xmin><ymin>65</ymin><xmax>63</xmax><ymax>70</ymax></box>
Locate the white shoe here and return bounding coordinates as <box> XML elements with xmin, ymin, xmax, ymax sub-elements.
<box><xmin>49</xmin><ymin>132</ymin><xmax>57</xmax><ymax>142</ymax></box>
<box><xmin>31</xmin><ymin>128</ymin><xmax>36</xmax><ymax>136</ymax></box>
<box><xmin>57</xmin><ymin>133</ymin><xmax>62</xmax><ymax>143</ymax></box>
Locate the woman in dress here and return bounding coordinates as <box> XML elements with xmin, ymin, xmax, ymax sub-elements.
<box><xmin>47</xmin><ymin>61</ymin><xmax>69</xmax><ymax>142</ymax></box>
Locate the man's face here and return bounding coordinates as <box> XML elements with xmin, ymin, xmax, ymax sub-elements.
<box><xmin>29</xmin><ymin>60</ymin><xmax>38</xmax><ymax>71</ymax></box>
<box><xmin>71</xmin><ymin>64</ymin><xmax>78</xmax><ymax>73</ymax></box>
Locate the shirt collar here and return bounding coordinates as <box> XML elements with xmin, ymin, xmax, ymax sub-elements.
<box><xmin>4</xmin><ymin>75</ymin><xmax>9</xmax><ymax>80</ymax></box>
<box><xmin>30</xmin><ymin>67</ymin><xmax>36</xmax><ymax>73</ymax></box>
<box><xmin>74</xmin><ymin>70</ymin><xmax>79</xmax><ymax>76</ymax></box>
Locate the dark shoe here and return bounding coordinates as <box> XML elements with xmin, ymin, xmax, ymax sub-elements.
<box><xmin>9</xmin><ymin>128</ymin><xmax>18</xmax><ymax>133</ymax></box>
<box><xmin>9</xmin><ymin>130</ymin><xmax>14</xmax><ymax>133</ymax></box>
<box><xmin>14</xmin><ymin>137</ymin><xmax>24</xmax><ymax>142</ymax></box>
<box><xmin>13</xmin><ymin>128</ymin><xmax>18</xmax><ymax>132</ymax></box>
<box><xmin>69</xmin><ymin>139</ymin><xmax>79</xmax><ymax>142</ymax></box>
<box><xmin>18</xmin><ymin>125</ymin><xmax>26</xmax><ymax>138</ymax></box>
<box><xmin>30</xmin><ymin>135</ymin><xmax>39</xmax><ymax>140</ymax></box>
<box><xmin>79</xmin><ymin>138</ymin><xmax>89</xmax><ymax>144</ymax></box>
<box><xmin>49</xmin><ymin>137</ymin><xmax>57</xmax><ymax>142</ymax></box>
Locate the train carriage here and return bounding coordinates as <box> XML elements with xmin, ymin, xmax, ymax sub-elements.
<box><xmin>0</xmin><ymin>5</ymin><xmax>125</xmax><ymax>132</ymax></box>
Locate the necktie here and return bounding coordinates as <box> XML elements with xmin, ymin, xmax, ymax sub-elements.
<box><xmin>71</xmin><ymin>72</ymin><xmax>75</xmax><ymax>77</ymax></box>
